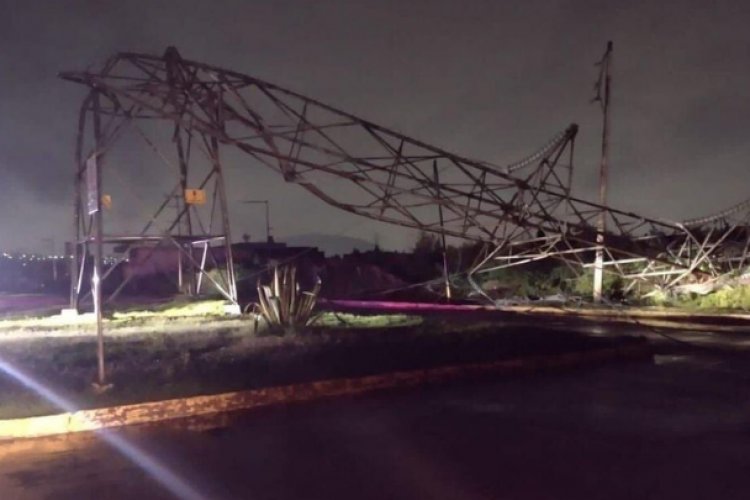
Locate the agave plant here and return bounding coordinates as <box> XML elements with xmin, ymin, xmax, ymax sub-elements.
<box><xmin>255</xmin><ymin>265</ymin><xmax>321</xmax><ymax>334</ymax></box>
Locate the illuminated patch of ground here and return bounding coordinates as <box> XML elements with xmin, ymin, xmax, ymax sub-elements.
<box><xmin>0</xmin><ymin>300</ymin><xmax>238</xmax><ymax>339</ymax></box>
<box><xmin>311</xmin><ymin>312</ymin><xmax>422</xmax><ymax>328</ymax></box>
<box><xmin>0</xmin><ymin>301</ymin><xmax>643</xmax><ymax>419</ymax></box>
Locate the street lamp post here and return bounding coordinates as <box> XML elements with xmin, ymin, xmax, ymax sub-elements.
<box><xmin>242</xmin><ymin>200</ymin><xmax>272</xmax><ymax>242</ymax></box>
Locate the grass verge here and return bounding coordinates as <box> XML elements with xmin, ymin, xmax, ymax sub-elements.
<box><xmin>0</xmin><ymin>307</ymin><xmax>644</xmax><ymax>420</ymax></box>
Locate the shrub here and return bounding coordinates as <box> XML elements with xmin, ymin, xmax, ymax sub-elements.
<box><xmin>254</xmin><ymin>265</ymin><xmax>321</xmax><ymax>335</ymax></box>
<box><xmin>682</xmin><ymin>285</ymin><xmax>750</xmax><ymax>311</ymax></box>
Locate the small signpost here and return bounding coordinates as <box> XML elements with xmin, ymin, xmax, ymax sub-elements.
<box><xmin>101</xmin><ymin>194</ymin><xmax>112</xmax><ymax>210</ymax></box>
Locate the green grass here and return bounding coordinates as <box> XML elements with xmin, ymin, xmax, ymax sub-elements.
<box><xmin>0</xmin><ymin>296</ymin><xmax>430</xmax><ymax>341</ymax></box>
<box><xmin>311</xmin><ymin>312</ymin><xmax>422</xmax><ymax>328</ymax></box>
<box><xmin>0</xmin><ymin>299</ymin><xmax>235</xmax><ymax>336</ymax></box>
<box><xmin>678</xmin><ymin>285</ymin><xmax>750</xmax><ymax>312</ymax></box>
<box><xmin>0</xmin><ymin>309</ymin><xmax>637</xmax><ymax>420</ymax></box>
<box><xmin>639</xmin><ymin>284</ymin><xmax>750</xmax><ymax>312</ymax></box>
<box><xmin>111</xmin><ymin>299</ymin><xmax>228</xmax><ymax>320</ymax></box>
<box><xmin>0</xmin><ymin>311</ymin><xmax>426</xmax><ymax>418</ymax></box>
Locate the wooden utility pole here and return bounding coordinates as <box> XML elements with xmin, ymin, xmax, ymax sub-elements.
<box><xmin>433</xmin><ymin>160</ymin><xmax>452</xmax><ymax>301</ymax></box>
<box><xmin>593</xmin><ymin>41</ymin><xmax>613</xmax><ymax>303</ymax></box>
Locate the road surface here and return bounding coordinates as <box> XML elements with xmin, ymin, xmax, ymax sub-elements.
<box><xmin>0</xmin><ymin>336</ymin><xmax>749</xmax><ymax>499</ymax></box>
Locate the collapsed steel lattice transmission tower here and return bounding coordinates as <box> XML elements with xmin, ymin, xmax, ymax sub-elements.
<box><xmin>61</xmin><ymin>47</ymin><xmax>750</xmax><ymax>307</ymax></box>
<box><xmin>64</xmin><ymin>47</ymin><xmax>239</xmax><ymax>311</ymax></box>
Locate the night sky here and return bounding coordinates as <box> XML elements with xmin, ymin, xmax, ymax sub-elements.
<box><xmin>1</xmin><ymin>0</ymin><xmax>749</xmax><ymax>253</ymax></box>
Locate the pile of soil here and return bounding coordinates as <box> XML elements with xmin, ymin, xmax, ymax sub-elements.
<box><xmin>320</xmin><ymin>262</ymin><xmax>408</xmax><ymax>298</ymax></box>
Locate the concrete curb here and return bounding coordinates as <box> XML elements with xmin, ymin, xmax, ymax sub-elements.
<box><xmin>0</xmin><ymin>343</ymin><xmax>651</xmax><ymax>441</ymax></box>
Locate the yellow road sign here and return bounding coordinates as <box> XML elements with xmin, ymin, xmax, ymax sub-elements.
<box><xmin>101</xmin><ymin>194</ymin><xmax>112</xmax><ymax>210</ymax></box>
<box><xmin>184</xmin><ymin>189</ymin><xmax>206</xmax><ymax>205</ymax></box>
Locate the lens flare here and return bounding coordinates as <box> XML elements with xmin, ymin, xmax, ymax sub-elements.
<box><xmin>0</xmin><ymin>357</ymin><xmax>207</xmax><ymax>500</ymax></box>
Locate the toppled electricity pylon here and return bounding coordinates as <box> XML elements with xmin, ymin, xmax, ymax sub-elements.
<box><xmin>61</xmin><ymin>47</ymin><xmax>749</xmax><ymax>303</ymax></box>
<box><xmin>62</xmin><ymin>47</ymin><xmax>239</xmax><ymax>312</ymax></box>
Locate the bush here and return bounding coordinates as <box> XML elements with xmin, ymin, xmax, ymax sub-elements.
<box><xmin>681</xmin><ymin>285</ymin><xmax>750</xmax><ymax>311</ymax></box>
<box><xmin>571</xmin><ymin>268</ymin><xmax>625</xmax><ymax>301</ymax></box>
<box><xmin>472</xmin><ymin>263</ymin><xmax>578</xmax><ymax>299</ymax></box>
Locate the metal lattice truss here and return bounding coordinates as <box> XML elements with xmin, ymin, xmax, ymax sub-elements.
<box><xmin>64</xmin><ymin>48</ymin><xmax>240</xmax><ymax>309</ymax></box>
<box><xmin>667</xmin><ymin>199</ymin><xmax>750</xmax><ymax>293</ymax></box>
<box><xmin>61</xmin><ymin>48</ymin><xmax>750</xmax><ymax>301</ymax></box>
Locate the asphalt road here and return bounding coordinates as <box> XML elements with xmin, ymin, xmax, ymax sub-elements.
<box><xmin>0</xmin><ymin>335</ymin><xmax>749</xmax><ymax>500</ymax></box>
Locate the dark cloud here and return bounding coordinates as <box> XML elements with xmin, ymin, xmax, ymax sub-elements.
<box><xmin>1</xmin><ymin>0</ymin><xmax>748</xmax><ymax>251</ymax></box>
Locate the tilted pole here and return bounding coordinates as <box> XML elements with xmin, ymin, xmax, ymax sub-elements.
<box><xmin>593</xmin><ymin>41</ymin><xmax>613</xmax><ymax>303</ymax></box>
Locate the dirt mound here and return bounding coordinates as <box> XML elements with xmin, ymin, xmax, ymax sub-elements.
<box><xmin>321</xmin><ymin>261</ymin><xmax>407</xmax><ymax>298</ymax></box>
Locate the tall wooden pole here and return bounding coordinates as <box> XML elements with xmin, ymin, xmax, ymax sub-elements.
<box><xmin>433</xmin><ymin>160</ymin><xmax>452</xmax><ymax>301</ymax></box>
<box><xmin>593</xmin><ymin>41</ymin><xmax>613</xmax><ymax>303</ymax></box>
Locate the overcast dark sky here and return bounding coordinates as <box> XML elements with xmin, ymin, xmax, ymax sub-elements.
<box><xmin>1</xmin><ymin>0</ymin><xmax>749</xmax><ymax>253</ymax></box>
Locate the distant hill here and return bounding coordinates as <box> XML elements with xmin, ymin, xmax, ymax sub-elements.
<box><xmin>284</xmin><ymin>233</ymin><xmax>376</xmax><ymax>256</ymax></box>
